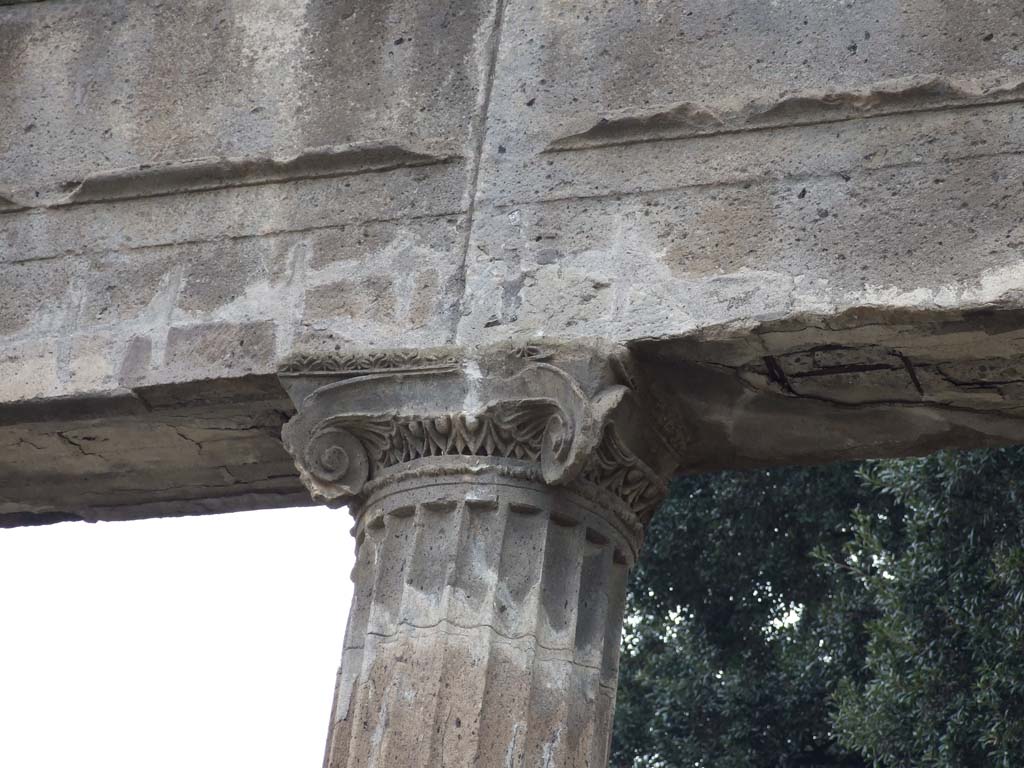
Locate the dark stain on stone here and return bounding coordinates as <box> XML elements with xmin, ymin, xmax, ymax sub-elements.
<box><xmin>545</xmin><ymin>74</ymin><xmax>1024</xmax><ymax>152</ymax></box>
<box><xmin>44</xmin><ymin>144</ymin><xmax>457</xmax><ymax>209</ymax></box>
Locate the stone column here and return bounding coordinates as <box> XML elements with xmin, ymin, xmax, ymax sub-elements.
<box><xmin>279</xmin><ymin>345</ymin><xmax>676</xmax><ymax>768</ymax></box>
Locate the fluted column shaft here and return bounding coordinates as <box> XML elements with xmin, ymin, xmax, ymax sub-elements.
<box><xmin>278</xmin><ymin>345</ymin><xmax>677</xmax><ymax>768</ymax></box>
<box><xmin>328</xmin><ymin>463</ymin><xmax>631</xmax><ymax>767</ymax></box>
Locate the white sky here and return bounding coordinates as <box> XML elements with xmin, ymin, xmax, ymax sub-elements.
<box><xmin>0</xmin><ymin>506</ymin><xmax>355</xmax><ymax>768</ymax></box>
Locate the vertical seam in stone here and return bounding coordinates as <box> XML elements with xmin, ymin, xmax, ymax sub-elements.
<box><xmin>576</xmin><ymin>541</ymin><xmax>614</xmax><ymax>767</ymax></box>
<box><xmin>473</xmin><ymin>497</ymin><xmax>526</xmax><ymax>766</ymax></box>
<box><xmin>280</xmin><ymin>237</ymin><xmax>308</xmax><ymax>357</ymax></box>
<box><xmin>55</xmin><ymin>256</ymin><xmax>87</xmax><ymax>388</ymax></box>
<box><xmin>521</xmin><ymin>513</ymin><xmax>586</xmax><ymax>765</ymax></box>
<box><xmin>340</xmin><ymin>512</ymin><xmax>414</xmax><ymax>768</ymax></box>
<box><xmin>152</xmin><ymin>261</ymin><xmax>186</xmax><ymax>368</ymax></box>
<box><xmin>423</xmin><ymin>499</ymin><xmax>472</xmax><ymax>766</ymax></box>
<box><xmin>325</xmin><ymin>522</ymin><xmax>381</xmax><ymax>767</ymax></box>
<box><xmin>447</xmin><ymin>0</ymin><xmax>509</xmax><ymax>343</ymax></box>
<box><xmin>322</xmin><ymin>665</ymin><xmax>342</xmax><ymax>768</ymax></box>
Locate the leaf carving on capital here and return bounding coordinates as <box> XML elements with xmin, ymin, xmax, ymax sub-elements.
<box><xmin>580</xmin><ymin>425</ymin><xmax>667</xmax><ymax>523</ymax></box>
<box><xmin>295</xmin><ymin>400</ymin><xmax>563</xmax><ymax>504</ymax></box>
<box><xmin>281</xmin><ymin>354</ymin><xmax>674</xmax><ymax>519</ymax></box>
<box><xmin>378</xmin><ymin>404</ymin><xmax>555</xmax><ymax>466</ymax></box>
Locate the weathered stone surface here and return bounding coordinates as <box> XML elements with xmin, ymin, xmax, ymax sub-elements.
<box><xmin>0</xmin><ymin>376</ymin><xmax>305</xmax><ymax>527</ymax></box>
<box><xmin>324</xmin><ymin>477</ymin><xmax>630</xmax><ymax>767</ymax></box>
<box><xmin>0</xmin><ymin>1</ymin><xmax>490</xmax><ymax>199</ymax></box>
<box><xmin>280</xmin><ymin>345</ymin><xmax>673</xmax><ymax>766</ymax></box>
<box><xmin>0</xmin><ymin>0</ymin><xmax>499</xmax><ymax>420</ymax></box>
<box><xmin>3</xmin><ymin>5</ymin><xmax>1024</xmax><ymax>761</ymax></box>
<box><xmin>2</xmin><ymin>0</ymin><xmax>1024</xmax><ymax>523</ymax></box>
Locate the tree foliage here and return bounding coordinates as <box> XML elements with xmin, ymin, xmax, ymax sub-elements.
<box><xmin>611</xmin><ymin>448</ymin><xmax>1024</xmax><ymax>768</ymax></box>
<box><xmin>833</xmin><ymin>450</ymin><xmax>1024</xmax><ymax>767</ymax></box>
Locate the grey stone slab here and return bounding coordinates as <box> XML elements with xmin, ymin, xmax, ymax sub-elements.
<box><xmin>0</xmin><ymin>375</ymin><xmax>305</xmax><ymax>526</ymax></box>
<box><xmin>474</xmin><ymin>0</ymin><xmax>1024</xmax><ymax>180</ymax></box>
<box><xmin>458</xmin><ymin>149</ymin><xmax>1024</xmax><ymax>343</ymax></box>
<box><xmin>1</xmin><ymin>206</ymin><xmax>467</xmax><ymax>399</ymax></box>
<box><xmin>458</xmin><ymin>0</ymin><xmax>1024</xmax><ymax>345</ymax></box>
<box><xmin>0</xmin><ymin>0</ymin><xmax>496</xmax><ymax>200</ymax></box>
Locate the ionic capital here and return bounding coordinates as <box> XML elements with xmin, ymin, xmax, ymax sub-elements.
<box><xmin>278</xmin><ymin>343</ymin><xmax>677</xmax><ymax>556</ymax></box>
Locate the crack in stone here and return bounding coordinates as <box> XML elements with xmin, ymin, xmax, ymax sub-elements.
<box><xmin>363</xmin><ymin>617</ymin><xmax>604</xmax><ymax>673</ymax></box>
<box><xmin>1</xmin><ymin>146</ymin><xmax>459</xmax><ymax>212</ymax></box>
<box><xmin>935</xmin><ymin>367</ymin><xmax>1024</xmax><ymax>389</ymax></box>
<box><xmin>55</xmin><ymin>474</ymin><xmax>294</xmax><ymax>496</ymax></box>
<box><xmin>56</xmin><ymin>431</ymin><xmax>98</xmax><ymax>458</ymax></box>
<box><xmin>173</xmin><ymin>427</ymin><xmax>204</xmax><ymax>454</ymax></box>
<box><xmin>787</xmin><ymin>362</ymin><xmax>901</xmax><ymax>379</ymax></box>
<box><xmin>497</xmin><ymin>147</ymin><xmax>1024</xmax><ymax>209</ymax></box>
<box><xmin>504</xmin><ymin>723</ymin><xmax>523</xmax><ymax>768</ymax></box>
<box><xmin>704</xmin><ymin>358</ymin><xmax>1024</xmax><ymax>418</ymax></box>
<box><xmin>448</xmin><ymin>0</ymin><xmax>509</xmax><ymax>343</ymax></box>
<box><xmin>541</xmin><ymin>726</ymin><xmax>563</xmax><ymax>768</ymax></box>
<box><xmin>6</xmin><ymin>209</ymin><xmax>465</xmax><ymax>266</ymax></box>
<box><xmin>545</xmin><ymin>74</ymin><xmax>1024</xmax><ymax>153</ymax></box>
<box><xmin>762</xmin><ymin>356</ymin><xmax>793</xmax><ymax>393</ymax></box>
<box><xmin>898</xmin><ymin>353</ymin><xmax>925</xmax><ymax>396</ymax></box>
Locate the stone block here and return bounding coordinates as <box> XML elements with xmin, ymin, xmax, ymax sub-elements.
<box><xmin>0</xmin><ymin>0</ymin><xmax>496</xmax><ymax>201</ymax></box>
<box><xmin>66</xmin><ymin>333</ymin><xmax>120</xmax><ymax>394</ymax></box>
<box><xmin>0</xmin><ymin>259</ymin><xmax>70</xmax><ymax>336</ymax></box>
<box><xmin>304</xmin><ymin>277</ymin><xmax>397</xmax><ymax>325</ymax></box>
<box><xmin>176</xmin><ymin>236</ymin><xmax>297</xmax><ymax>317</ymax></box>
<box><xmin>164</xmin><ymin>321</ymin><xmax>276</xmax><ymax>382</ymax></box>
<box><xmin>476</xmin><ymin>0</ymin><xmax>1024</xmax><ymax>176</ymax></box>
<box><xmin>118</xmin><ymin>335</ymin><xmax>153</xmax><ymax>388</ymax></box>
<box><xmin>78</xmin><ymin>250</ymin><xmax>179</xmax><ymax>328</ymax></box>
<box><xmin>0</xmin><ymin>338</ymin><xmax>60</xmax><ymax>401</ymax></box>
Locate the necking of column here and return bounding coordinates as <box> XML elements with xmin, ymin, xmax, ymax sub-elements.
<box><xmin>279</xmin><ymin>343</ymin><xmax>679</xmax><ymax>768</ymax></box>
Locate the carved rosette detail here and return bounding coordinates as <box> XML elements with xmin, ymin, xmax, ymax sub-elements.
<box><xmin>280</xmin><ymin>348</ymin><xmax>677</xmax><ymax>549</ymax></box>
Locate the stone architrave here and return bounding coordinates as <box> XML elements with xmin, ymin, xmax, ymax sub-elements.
<box><xmin>279</xmin><ymin>344</ymin><xmax>678</xmax><ymax>767</ymax></box>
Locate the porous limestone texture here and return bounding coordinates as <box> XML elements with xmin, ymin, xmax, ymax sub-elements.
<box><xmin>324</xmin><ymin>475</ymin><xmax>631</xmax><ymax>767</ymax></box>
<box><xmin>279</xmin><ymin>345</ymin><xmax>674</xmax><ymax>766</ymax></box>
<box><xmin>3</xmin><ymin>0</ymin><xmax>1024</xmax><ymax>521</ymax></box>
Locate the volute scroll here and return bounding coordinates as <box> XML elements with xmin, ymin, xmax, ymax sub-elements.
<box><xmin>279</xmin><ymin>344</ymin><xmax>681</xmax><ymax>531</ymax></box>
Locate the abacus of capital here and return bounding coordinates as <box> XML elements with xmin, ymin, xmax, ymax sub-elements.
<box><xmin>278</xmin><ymin>343</ymin><xmax>680</xmax><ymax>767</ymax></box>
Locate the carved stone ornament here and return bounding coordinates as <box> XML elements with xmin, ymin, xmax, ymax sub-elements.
<box><xmin>280</xmin><ymin>344</ymin><xmax>678</xmax><ymax>553</ymax></box>
<box><xmin>279</xmin><ymin>344</ymin><xmax>681</xmax><ymax>767</ymax></box>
